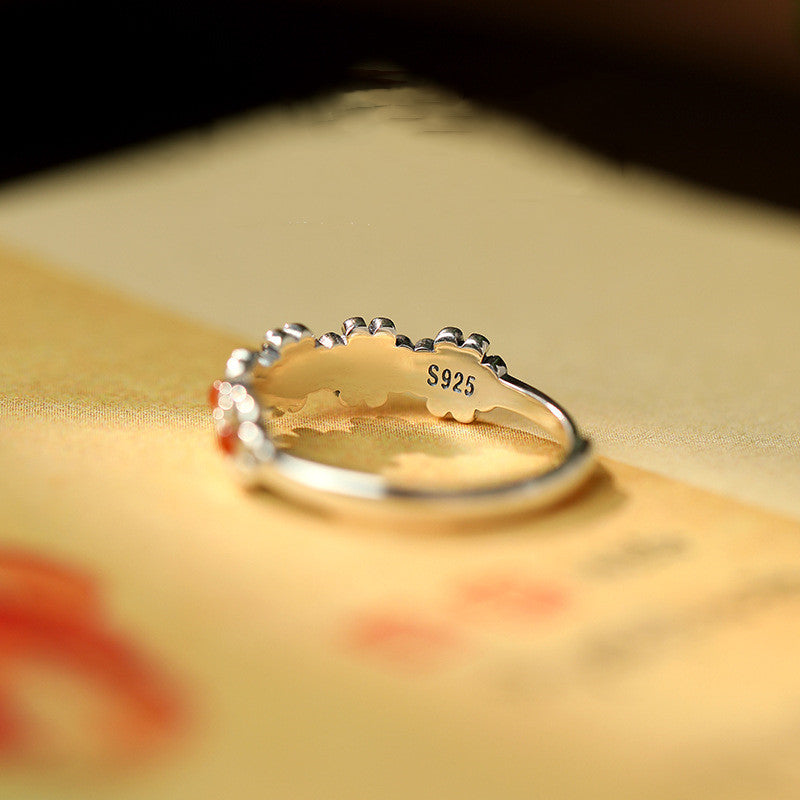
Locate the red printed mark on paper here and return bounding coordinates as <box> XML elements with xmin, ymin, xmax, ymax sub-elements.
<box><xmin>0</xmin><ymin>549</ymin><xmax>186</xmax><ymax>764</ymax></box>
<box><xmin>343</xmin><ymin>574</ymin><xmax>570</xmax><ymax>673</ymax></box>
<box><xmin>345</xmin><ymin>612</ymin><xmax>462</xmax><ymax>669</ymax></box>
<box><xmin>452</xmin><ymin>575</ymin><xmax>569</xmax><ymax>622</ymax></box>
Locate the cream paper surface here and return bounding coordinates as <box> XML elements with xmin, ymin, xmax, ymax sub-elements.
<box><xmin>0</xmin><ymin>86</ymin><xmax>798</xmax><ymax>517</ymax></box>
<box><xmin>1</xmin><ymin>83</ymin><xmax>800</xmax><ymax>799</ymax></box>
<box><xmin>2</xmin><ymin>250</ymin><xmax>800</xmax><ymax>799</ymax></box>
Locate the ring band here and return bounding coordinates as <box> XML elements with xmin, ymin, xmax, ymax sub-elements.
<box><xmin>209</xmin><ymin>317</ymin><xmax>595</xmax><ymax>519</ymax></box>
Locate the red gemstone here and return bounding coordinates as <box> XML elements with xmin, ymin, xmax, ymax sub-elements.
<box><xmin>216</xmin><ymin>427</ymin><xmax>238</xmax><ymax>455</ymax></box>
<box><xmin>207</xmin><ymin>380</ymin><xmax>222</xmax><ymax>409</ymax></box>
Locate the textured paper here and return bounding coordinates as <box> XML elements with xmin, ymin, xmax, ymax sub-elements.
<box><xmin>0</xmin><ymin>85</ymin><xmax>799</xmax><ymax>517</ymax></box>
<box><xmin>3</xmin><ymin>250</ymin><xmax>800</xmax><ymax>799</ymax></box>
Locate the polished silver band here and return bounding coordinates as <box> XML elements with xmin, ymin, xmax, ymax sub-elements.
<box><xmin>210</xmin><ymin>317</ymin><xmax>595</xmax><ymax>519</ymax></box>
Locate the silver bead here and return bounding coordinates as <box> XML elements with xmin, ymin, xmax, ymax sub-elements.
<box><xmin>482</xmin><ymin>354</ymin><xmax>508</xmax><ymax>377</ymax></box>
<box><xmin>264</xmin><ymin>328</ymin><xmax>295</xmax><ymax>350</ymax></box>
<box><xmin>368</xmin><ymin>317</ymin><xmax>396</xmax><ymax>336</ymax></box>
<box><xmin>395</xmin><ymin>334</ymin><xmax>414</xmax><ymax>349</ymax></box>
<box><xmin>257</xmin><ymin>345</ymin><xmax>281</xmax><ymax>368</ymax></box>
<box><xmin>434</xmin><ymin>326</ymin><xmax>464</xmax><ymax>347</ymax></box>
<box><xmin>234</xmin><ymin>391</ymin><xmax>259</xmax><ymax>422</ymax></box>
<box><xmin>239</xmin><ymin>418</ymin><xmax>271</xmax><ymax>447</ymax></box>
<box><xmin>225</xmin><ymin>348</ymin><xmax>256</xmax><ymax>380</ymax></box>
<box><xmin>462</xmin><ymin>333</ymin><xmax>490</xmax><ymax>357</ymax></box>
<box><xmin>316</xmin><ymin>332</ymin><xmax>346</xmax><ymax>348</ymax></box>
<box><xmin>342</xmin><ymin>316</ymin><xmax>368</xmax><ymax>337</ymax></box>
<box><xmin>282</xmin><ymin>322</ymin><xmax>313</xmax><ymax>341</ymax></box>
<box><xmin>414</xmin><ymin>338</ymin><xmax>434</xmax><ymax>352</ymax></box>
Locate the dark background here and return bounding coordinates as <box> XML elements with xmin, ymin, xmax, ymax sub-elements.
<box><xmin>3</xmin><ymin>1</ymin><xmax>800</xmax><ymax>209</ymax></box>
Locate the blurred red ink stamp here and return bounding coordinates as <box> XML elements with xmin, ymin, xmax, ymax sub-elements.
<box><xmin>452</xmin><ymin>574</ymin><xmax>569</xmax><ymax>622</ymax></box>
<box><xmin>0</xmin><ymin>550</ymin><xmax>187</xmax><ymax>765</ymax></box>
<box><xmin>344</xmin><ymin>611</ymin><xmax>462</xmax><ymax>670</ymax></box>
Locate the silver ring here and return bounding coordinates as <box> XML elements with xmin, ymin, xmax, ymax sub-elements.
<box><xmin>209</xmin><ymin>317</ymin><xmax>595</xmax><ymax>519</ymax></box>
